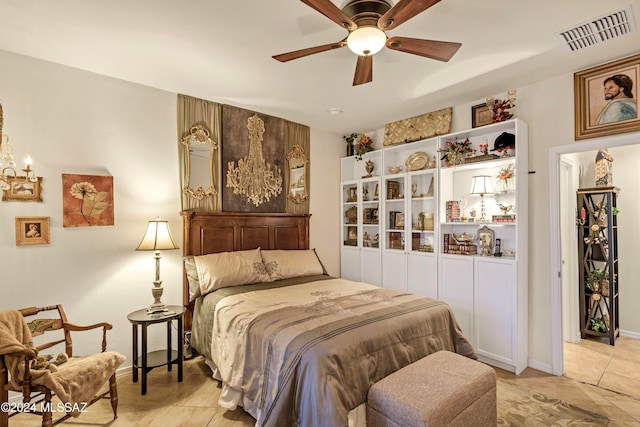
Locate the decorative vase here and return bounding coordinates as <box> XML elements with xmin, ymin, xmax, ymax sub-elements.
<box><xmin>347</xmin><ymin>143</ymin><xmax>354</xmax><ymax>157</ymax></box>
<box><xmin>447</xmin><ymin>152</ymin><xmax>464</xmax><ymax>166</ymax></box>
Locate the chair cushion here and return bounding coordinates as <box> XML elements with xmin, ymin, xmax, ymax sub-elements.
<box><xmin>40</xmin><ymin>351</ymin><xmax>125</xmax><ymax>416</ymax></box>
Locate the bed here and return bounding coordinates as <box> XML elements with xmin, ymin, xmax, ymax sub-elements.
<box><xmin>181</xmin><ymin>211</ymin><xmax>476</xmax><ymax>427</ymax></box>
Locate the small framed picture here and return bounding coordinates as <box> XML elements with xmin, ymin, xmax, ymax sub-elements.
<box><xmin>471</xmin><ymin>102</ymin><xmax>495</xmax><ymax>128</ymax></box>
<box><xmin>394</xmin><ymin>212</ymin><xmax>405</xmax><ymax>229</ymax></box>
<box><xmin>2</xmin><ymin>177</ymin><xmax>43</xmax><ymax>202</ymax></box>
<box><xmin>574</xmin><ymin>53</ymin><xmax>640</xmax><ymax>140</ymax></box>
<box><xmin>15</xmin><ymin>216</ymin><xmax>50</xmax><ymax>246</ymax></box>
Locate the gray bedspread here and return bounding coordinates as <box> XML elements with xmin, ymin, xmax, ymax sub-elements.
<box><xmin>193</xmin><ymin>276</ymin><xmax>475</xmax><ymax>427</ymax></box>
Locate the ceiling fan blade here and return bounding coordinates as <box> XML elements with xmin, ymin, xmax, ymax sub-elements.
<box><xmin>273</xmin><ymin>41</ymin><xmax>347</xmax><ymax>62</ymax></box>
<box><xmin>353</xmin><ymin>55</ymin><xmax>373</xmax><ymax>86</ymax></box>
<box><xmin>386</xmin><ymin>36</ymin><xmax>461</xmax><ymax>61</ymax></box>
<box><xmin>378</xmin><ymin>0</ymin><xmax>441</xmax><ymax>30</ymax></box>
<box><xmin>300</xmin><ymin>0</ymin><xmax>357</xmax><ymax>31</ymax></box>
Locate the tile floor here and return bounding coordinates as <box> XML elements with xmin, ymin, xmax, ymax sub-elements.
<box><xmin>6</xmin><ymin>338</ymin><xmax>640</xmax><ymax>426</ymax></box>
<box><xmin>564</xmin><ymin>335</ymin><xmax>640</xmax><ymax>400</ymax></box>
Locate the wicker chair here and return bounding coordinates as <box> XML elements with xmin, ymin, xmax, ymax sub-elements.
<box><xmin>0</xmin><ymin>304</ymin><xmax>123</xmax><ymax>427</ymax></box>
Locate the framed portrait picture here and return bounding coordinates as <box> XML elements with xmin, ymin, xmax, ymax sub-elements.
<box><xmin>15</xmin><ymin>216</ymin><xmax>50</xmax><ymax>246</ymax></box>
<box><xmin>471</xmin><ymin>102</ymin><xmax>495</xmax><ymax>128</ymax></box>
<box><xmin>2</xmin><ymin>177</ymin><xmax>43</xmax><ymax>202</ymax></box>
<box><xmin>574</xmin><ymin>53</ymin><xmax>640</xmax><ymax>140</ymax></box>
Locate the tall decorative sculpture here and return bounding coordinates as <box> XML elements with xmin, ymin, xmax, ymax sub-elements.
<box><xmin>595</xmin><ymin>149</ymin><xmax>613</xmax><ymax>187</ymax></box>
<box><xmin>226</xmin><ymin>114</ymin><xmax>282</xmax><ymax>207</ymax></box>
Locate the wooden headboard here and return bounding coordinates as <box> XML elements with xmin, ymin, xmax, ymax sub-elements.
<box><xmin>180</xmin><ymin>211</ymin><xmax>311</xmax><ymax>328</ymax></box>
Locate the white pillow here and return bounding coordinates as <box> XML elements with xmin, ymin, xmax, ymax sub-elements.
<box><xmin>194</xmin><ymin>248</ymin><xmax>271</xmax><ymax>296</ymax></box>
<box><xmin>261</xmin><ymin>249</ymin><xmax>325</xmax><ymax>281</ymax></box>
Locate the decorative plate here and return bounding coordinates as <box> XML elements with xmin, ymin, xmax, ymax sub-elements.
<box><xmin>405</xmin><ymin>151</ymin><xmax>429</xmax><ymax>171</ymax></box>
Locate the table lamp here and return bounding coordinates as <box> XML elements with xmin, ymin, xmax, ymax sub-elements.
<box><xmin>470</xmin><ymin>176</ymin><xmax>494</xmax><ymax>221</ymax></box>
<box><xmin>136</xmin><ymin>217</ymin><xmax>179</xmax><ymax>314</ymax></box>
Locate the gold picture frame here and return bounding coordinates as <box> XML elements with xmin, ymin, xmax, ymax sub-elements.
<box><xmin>471</xmin><ymin>102</ymin><xmax>494</xmax><ymax>128</ymax></box>
<box><xmin>15</xmin><ymin>216</ymin><xmax>50</xmax><ymax>246</ymax></box>
<box><xmin>2</xmin><ymin>177</ymin><xmax>43</xmax><ymax>202</ymax></box>
<box><xmin>574</xmin><ymin>53</ymin><xmax>640</xmax><ymax>140</ymax></box>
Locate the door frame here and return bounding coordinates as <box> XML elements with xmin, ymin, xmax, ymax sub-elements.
<box><xmin>549</xmin><ymin>131</ymin><xmax>640</xmax><ymax>376</ymax></box>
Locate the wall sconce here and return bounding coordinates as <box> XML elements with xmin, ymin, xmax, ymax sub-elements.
<box><xmin>470</xmin><ymin>175</ymin><xmax>494</xmax><ymax>221</ymax></box>
<box><xmin>136</xmin><ymin>217</ymin><xmax>179</xmax><ymax>314</ymax></box>
<box><xmin>0</xmin><ymin>102</ymin><xmax>39</xmax><ymax>192</ymax></box>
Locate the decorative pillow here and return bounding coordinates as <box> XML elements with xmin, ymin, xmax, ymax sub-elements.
<box><xmin>183</xmin><ymin>256</ymin><xmax>201</xmax><ymax>302</ymax></box>
<box><xmin>261</xmin><ymin>249</ymin><xmax>325</xmax><ymax>281</ymax></box>
<box><xmin>194</xmin><ymin>248</ymin><xmax>272</xmax><ymax>296</ymax></box>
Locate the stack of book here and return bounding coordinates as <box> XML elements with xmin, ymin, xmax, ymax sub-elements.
<box><xmin>491</xmin><ymin>214</ymin><xmax>516</xmax><ymax>223</ymax></box>
<box><xmin>443</xmin><ymin>234</ymin><xmax>477</xmax><ymax>255</ymax></box>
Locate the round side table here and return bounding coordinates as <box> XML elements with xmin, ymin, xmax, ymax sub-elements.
<box><xmin>127</xmin><ymin>305</ymin><xmax>185</xmax><ymax>395</ymax></box>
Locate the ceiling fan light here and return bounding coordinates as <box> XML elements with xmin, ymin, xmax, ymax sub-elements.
<box><xmin>347</xmin><ymin>27</ymin><xmax>386</xmax><ymax>56</ymax></box>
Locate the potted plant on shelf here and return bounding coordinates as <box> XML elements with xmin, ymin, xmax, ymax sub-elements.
<box><xmin>590</xmin><ymin>317</ymin><xmax>608</xmax><ymax>333</ymax></box>
<box><xmin>496</xmin><ymin>164</ymin><xmax>515</xmax><ymax>192</ymax></box>
<box><xmin>344</xmin><ymin>133</ymin><xmax>374</xmax><ymax>161</ymax></box>
<box><xmin>438</xmin><ymin>138</ymin><xmax>475</xmax><ymax>167</ymax></box>
<box><xmin>585</xmin><ymin>269</ymin><xmax>605</xmax><ymax>293</ymax></box>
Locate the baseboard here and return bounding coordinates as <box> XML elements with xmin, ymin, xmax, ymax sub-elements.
<box><xmin>620</xmin><ymin>329</ymin><xmax>640</xmax><ymax>339</ymax></box>
<box><xmin>526</xmin><ymin>358</ymin><xmax>553</xmax><ymax>375</ymax></box>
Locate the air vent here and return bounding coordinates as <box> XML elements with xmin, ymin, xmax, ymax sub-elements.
<box><xmin>555</xmin><ymin>5</ymin><xmax>636</xmax><ymax>51</ymax></box>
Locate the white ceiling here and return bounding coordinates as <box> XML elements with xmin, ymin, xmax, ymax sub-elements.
<box><xmin>0</xmin><ymin>0</ymin><xmax>638</xmax><ymax>134</ymax></box>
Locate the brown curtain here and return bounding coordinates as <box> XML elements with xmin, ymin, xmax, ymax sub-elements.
<box><xmin>177</xmin><ymin>94</ymin><xmax>222</xmax><ymax>212</ymax></box>
<box><xmin>284</xmin><ymin>121</ymin><xmax>310</xmax><ymax>214</ymax></box>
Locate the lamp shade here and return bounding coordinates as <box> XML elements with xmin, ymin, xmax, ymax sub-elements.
<box><xmin>470</xmin><ymin>175</ymin><xmax>494</xmax><ymax>195</ymax></box>
<box><xmin>136</xmin><ymin>218</ymin><xmax>179</xmax><ymax>251</ymax></box>
<box><xmin>347</xmin><ymin>27</ymin><xmax>387</xmax><ymax>56</ymax></box>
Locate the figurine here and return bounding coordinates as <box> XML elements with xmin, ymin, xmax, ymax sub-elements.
<box><xmin>494</xmin><ymin>238</ymin><xmax>502</xmax><ymax>257</ymax></box>
<box><xmin>595</xmin><ymin>149</ymin><xmax>613</xmax><ymax>187</ymax></box>
<box><xmin>363</xmin><ymin>159</ymin><xmax>375</xmax><ymax>178</ymax></box>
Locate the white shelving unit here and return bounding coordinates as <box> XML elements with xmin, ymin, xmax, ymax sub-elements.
<box><xmin>437</xmin><ymin>118</ymin><xmax>528</xmax><ymax>374</ymax></box>
<box><xmin>339</xmin><ymin>118</ymin><xmax>528</xmax><ymax>374</ymax></box>
<box><xmin>380</xmin><ymin>138</ymin><xmax>438</xmax><ymax>298</ymax></box>
<box><xmin>340</xmin><ymin>150</ymin><xmax>382</xmax><ymax>285</ymax></box>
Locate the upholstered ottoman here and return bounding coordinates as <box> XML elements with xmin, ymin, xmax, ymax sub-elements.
<box><xmin>367</xmin><ymin>350</ymin><xmax>497</xmax><ymax>427</ymax></box>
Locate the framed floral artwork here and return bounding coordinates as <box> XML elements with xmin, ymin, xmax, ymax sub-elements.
<box><xmin>574</xmin><ymin>53</ymin><xmax>640</xmax><ymax>140</ymax></box>
<box><xmin>62</xmin><ymin>174</ymin><xmax>114</xmax><ymax>227</ymax></box>
<box><xmin>15</xmin><ymin>216</ymin><xmax>50</xmax><ymax>245</ymax></box>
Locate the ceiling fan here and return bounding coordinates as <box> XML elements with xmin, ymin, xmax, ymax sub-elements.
<box><xmin>273</xmin><ymin>0</ymin><xmax>462</xmax><ymax>86</ymax></box>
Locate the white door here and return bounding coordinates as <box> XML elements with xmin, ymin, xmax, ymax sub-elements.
<box><xmin>474</xmin><ymin>258</ymin><xmax>515</xmax><ymax>366</ymax></box>
<box><xmin>560</xmin><ymin>157</ymin><xmax>580</xmax><ymax>343</ymax></box>
<box><xmin>439</xmin><ymin>255</ymin><xmax>474</xmax><ymax>340</ymax></box>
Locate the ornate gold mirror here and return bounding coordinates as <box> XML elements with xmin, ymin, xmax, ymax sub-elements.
<box><xmin>180</xmin><ymin>125</ymin><xmax>217</xmax><ymax>201</ymax></box>
<box><xmin>286</xmin><ymin>144</ymin><xmax>308</xmax><ymax>204</ymax></box>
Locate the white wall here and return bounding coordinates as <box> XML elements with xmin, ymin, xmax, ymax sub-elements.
<box><xmin>0</xmin><ymin>49</ymin><xmax>342</xmax><ymax>363</ymax></box>
<box><xmin>309</xmin><ymin>127</ymin><xmax>342</xmax><ymax>276</ymax></box>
